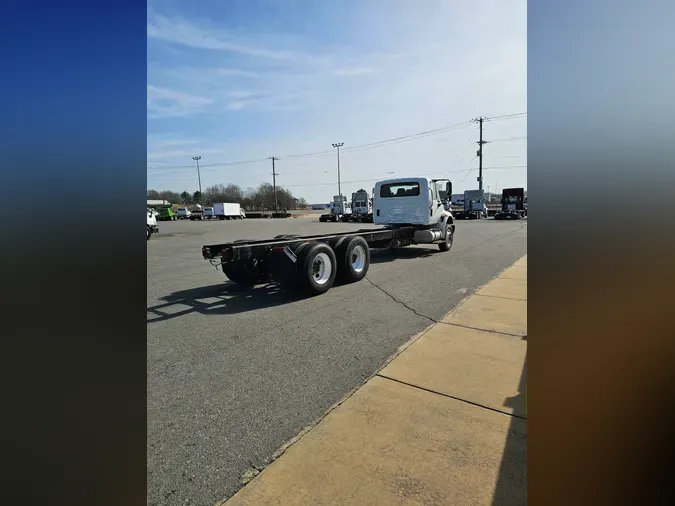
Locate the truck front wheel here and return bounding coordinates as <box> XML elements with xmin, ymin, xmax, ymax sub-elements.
<box><xmin>439</xmin><ymin>224</ymin><xmax>454</xmax><ymax>252</ymax></box>
<box><xmin>147</xmin><ymin>226</ymin><xmax>151</xmax><ymax>241</ymax></box>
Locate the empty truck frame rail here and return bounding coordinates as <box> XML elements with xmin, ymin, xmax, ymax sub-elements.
<box><xmin>202</xmin><ymin>177</ymin><xmax>455</xmax><ymax>296</ymax></box>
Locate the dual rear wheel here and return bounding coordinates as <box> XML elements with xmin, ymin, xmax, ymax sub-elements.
<box><xmin>294</xmin><ymin>236</ymin><xmax>370</xmax><ymax>295</ymax></box>
<box><xmin>222</xmin><ymin>236</ymin><xmax>372</xmax><ymax>296</ymax></box>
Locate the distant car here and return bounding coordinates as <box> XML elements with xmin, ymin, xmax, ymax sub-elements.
<box><xmin>175</xmin><ymin>207</ymin><xmax>192</xmax><ymax>219</ymax></box>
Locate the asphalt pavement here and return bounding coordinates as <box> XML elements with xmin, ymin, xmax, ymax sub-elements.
<box><xmin>147</xmin><ymin>216</ymin><xmax>527</xmax><ymax>506</ymax></box>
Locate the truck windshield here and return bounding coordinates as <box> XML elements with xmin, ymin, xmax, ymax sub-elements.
<box><xmin>380</xmin><ymin>182</ymin><xmax>420</xmax><ymax>198</ymax></box>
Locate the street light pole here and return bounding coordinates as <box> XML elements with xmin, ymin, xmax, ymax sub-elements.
<box><xmin>192</xmin><ymin>156</ymin><xmax>202</xmax><ymax>204</ymax></box>
<box><xmin>332</xmin><ymin>142</ymin><xmax>344</xmax><ymax>206</ymax></box>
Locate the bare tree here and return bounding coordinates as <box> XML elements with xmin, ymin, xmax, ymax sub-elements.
<box><xmin>158</xmin><ymin>190</ymin><xmax>181</xmax><ymax>203</ymax></box>
<box><xmin>150</xmin><ymin>181</ymin><xmax>307</xmax><ymax>211</ymax></box>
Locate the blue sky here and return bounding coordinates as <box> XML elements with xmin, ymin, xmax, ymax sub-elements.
<box><xmin>147</xmin><ymin>0</ymin><xmax>527</xmax><ymax>202</ymax></box>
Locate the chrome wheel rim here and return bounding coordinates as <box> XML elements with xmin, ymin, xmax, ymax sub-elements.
<box><xmin>312</xmin><ymin>252</ymin><xmax>332</xmax><ymax>284</ymax></box>
<box><xmin>351</xmin><ymin>245</ymin><xmax>367</xmax><ymax>273</ymax></box>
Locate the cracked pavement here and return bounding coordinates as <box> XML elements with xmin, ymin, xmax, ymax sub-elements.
<box><xmin>147</xmin><ymin>217</ymin><xmax>527</xmax><ymax>506</ymax></box>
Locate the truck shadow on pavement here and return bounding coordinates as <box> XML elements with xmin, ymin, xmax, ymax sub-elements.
<box><xmin>147</xmin><ymin>249</ymin><xmax>443</xmax><ymax>324</ymax></box>
<box><xmin>492</xmin><ymin>348</ymin><xmax>527</xmax><ymax>506</ymax></box>
<box><xmin>369</xmin><ymin>247</ymin><xmax>440</xmax><ymax>264</ymax></box>
<box><xmin>146</xmin><ymin>282</ymin><xmax>300</xmax><ymax>324</ymax></box>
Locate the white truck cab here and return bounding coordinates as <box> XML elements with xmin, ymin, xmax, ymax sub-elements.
<box><xmin>176</xmin><ymin>207</ymin><xmax>192</xmax><ymax>219</ymax></box>
<box><xmin>373</xmin><ymin>177</ymin><xmax>450</xmax><ymax>227</ymax></box>
<box><xmin>332</xmin><ymin>195</ymin><xmax>351</xmax><ymax>216</ymax></box>
<box><xmin>147</xmin><ymin>209</ymin><xmax>159</xmax><ymax>240</ymax></box>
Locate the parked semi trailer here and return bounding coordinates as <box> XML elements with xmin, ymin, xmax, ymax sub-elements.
<box><xmin>202</xmin><ymin>177</ymin><xmax>454</xmax><ymax>296</ymax></box>
<box><xmin>494</xmin><ymin>188</ymin><xmax>527</xmax><ymax>219</ymax></box>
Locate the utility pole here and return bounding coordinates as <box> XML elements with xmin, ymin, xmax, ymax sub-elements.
<box><xmin>473</xmin><ymin>117</ymin><xmax>488</xmax><ymax>191</ymax></box>
<box><xmin>332</xmin><ymin>143</ymin><xmax>344</xmax><ymax>205</ymax></box>
<box><xmin>269</xmin><ymin>156</ymin><xmax>280</xmax><ymax>213</ymax></box>
<box><xmin>192</xmin><ymin>156</ymin><xmax>202</xmax><ymax>203</ymax></box>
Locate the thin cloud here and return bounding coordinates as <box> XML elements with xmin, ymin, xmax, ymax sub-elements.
<box><xmin>218</xmin><ymin>68</ymin><xmax>260</xmax><ymax>77</ymax></box>
<box><xmin>227</xmin><ymin>91</ymin><xmax>257</xmax><ymax>99</ymax></box>
<box><xmin>332</xmin><ymin>68</ymin><xmax>375</xmax><ymax>76</ymax></box>
<box><xmin>148</xmin><ymin>11</ymin><xmax>299</xmax><ymax>60</ymax></box>
<box><xmin>227</xmin><ymin>101</ymin><xmax>250</xmax><ymax>111</ymax></box>
<box><xmin>147</xmin><ymin>85</ymin><xmax>214</xmax><ymax>118</ymax></box>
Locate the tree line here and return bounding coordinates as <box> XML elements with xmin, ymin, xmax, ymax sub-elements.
<box><xmin>147</xmin><ymin>182</ymin><xmax>308</xmax><ymax>211</ymax></box>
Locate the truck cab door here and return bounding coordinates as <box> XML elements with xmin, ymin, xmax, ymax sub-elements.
<box><xmin>429</xmin><ymin>184</ymin><xmax>445</xmax><ymax>225</ymax></box>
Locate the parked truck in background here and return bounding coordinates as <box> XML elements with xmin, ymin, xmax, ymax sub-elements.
<box><xmin>202</xmin><ymin>177</ymin><xmax>454</xmax><ymax>296</ymax></box>
<box><xmin>319</xmin><ymin>195</ymin><xmax>352</xmax><ymax>222</ymax></box>
<box><xmin>203</xmin><ymin>207</ymin><xmax>215</xmax><ymax>219</ymax></box>
<box><xmin>494</xmin><ymin>188</ymin><xmax>527</xmax><ymax>219</ymax></box>
<box><xmin>147</xmin><ymin>209</ymin><xmax>159</xmax><ymax>240</ymax></box>
<box><xmin>343</xmin><ymin>189</ymin><xmax>373</xmax><ymax>223</ymax></box>
<box><xmin>451</xmin><ymin>193</ymin><xmax>465</xmax><ymax>206</ymax></box>
<box><xmin>189</xmin><ymin>204</ymin><xmax>204</xmax><ymax>220</ymax></box>
<box><xmin>214</xmin><ymin>202</ymin><xmax>245</xmax><ymax>220</ymax></box>
<box><xmin>153</xmin><ymin>204</ymin><xmax>176</xmax><ymax>221</ymax></box>
<box><xmin>454</xmin><ymin>189</ymin><xmax>486</xmax><ymax>220</ymax></box>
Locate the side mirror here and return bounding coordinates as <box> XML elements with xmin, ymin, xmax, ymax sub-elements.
<box><xmin>446</xmin><ymin>182</ymin><xmax>452</xmax><ymax>196</ymax></box>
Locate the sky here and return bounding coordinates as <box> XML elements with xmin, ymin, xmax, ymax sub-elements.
<box><xmin>147</xmin><ymin>0</ymin><xmax>527</xmax><ymax>203</ymax></box>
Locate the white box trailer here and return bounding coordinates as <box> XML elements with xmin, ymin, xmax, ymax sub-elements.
<box><xmin>214</xmin><ymin>203</ymin><xmax>245</xmax><ymax>220</ymax></box>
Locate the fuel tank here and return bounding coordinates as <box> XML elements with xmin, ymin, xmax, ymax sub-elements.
<box><xmin>413</xmin><ymin>229</ymin><xmax>443</xmax><ymax>243</ymax></box>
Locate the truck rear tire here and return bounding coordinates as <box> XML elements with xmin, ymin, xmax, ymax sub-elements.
<box><xmin>335</xmin><ymin>236</ymin><xmax>370</xmax><ymax>283</ymax></box>
<box><xmin>296</xmin><ymin>243</ymin><xmax>337</xmax><ymax>295</ymax></box>
<box><xmin>438</xmin><ymin>224</ymin><xmax>454</xmax><ymax>252</ymax></box>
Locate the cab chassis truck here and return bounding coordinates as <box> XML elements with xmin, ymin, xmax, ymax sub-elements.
<box><xmin>202</xmin><ymin>177</ymin><xmax>454</xmax><ymax>296</ymax></box>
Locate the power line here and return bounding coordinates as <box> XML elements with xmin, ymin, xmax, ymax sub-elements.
<box><xmin>487</xmin><ymin>112</ymin><xmax>528</xmax><ymax>122</ymax></box>
<box><xmin>147</xmin><ymin>157</ymin><xmax>269</xmax><ymax>171</ymax></box>
<box><xmin>280</xmin><ymin>166</ymin><xmax>482</xmax><ymax>189</ymax></box>
<box><xmin>483</xmin><ymin>165</ymin><xmax>527</xmax><ymax>170</ymax></box>
<box><xmin>489</xmin><ymin>136</ymin><xmax>527</xmax><ymax>143</ymax></box>
<box><xmin>147</xmin><ymin>114</ymin><xmax>525</xmax><ymax>170</ymax></box>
